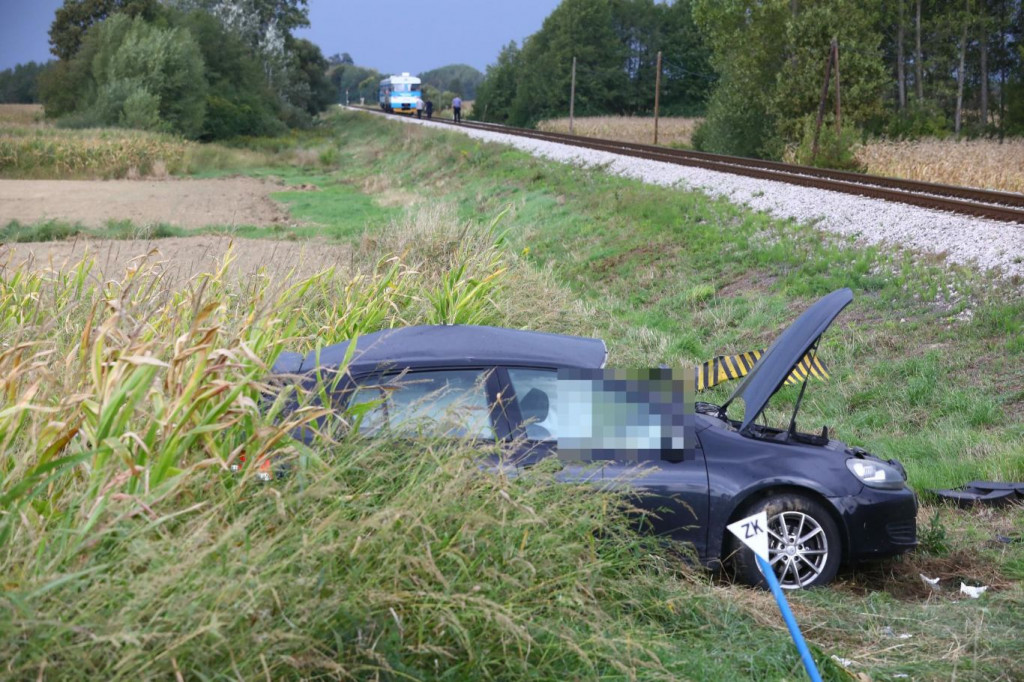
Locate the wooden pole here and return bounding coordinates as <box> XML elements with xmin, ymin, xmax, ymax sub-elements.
<box><xmin>833</xmin><ymin>38</ymin><xmax>841</xmax><ymax>135</ymax></box>
<box><xmin>653</xmin><ymin>50</ymin><xmax>662</xmax><ymax>145</ymax></box>
<box><xmin>812</xmin><ymin>43</ymin><xmax>833</xmax><ymax>160</ymax></box>
<box><xmin>569</xmin><ymin>56</ymin><xmax>577</xmax><ymax>135</ymax></box>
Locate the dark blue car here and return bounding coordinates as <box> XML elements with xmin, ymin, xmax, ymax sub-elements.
<box><xmin>271</xmin><ymin>289</ymin><xmax>917</xmax><ymax>589</ymax></box>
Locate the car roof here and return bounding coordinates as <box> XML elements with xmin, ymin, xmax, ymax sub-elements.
<box><xmin>290</xmin><ymin>324</ymin><xmax>608</xmax><ymax>376</ymax></box>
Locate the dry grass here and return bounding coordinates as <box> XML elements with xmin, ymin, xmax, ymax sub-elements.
<box><xmin>858</xmin><ymin>138</ymin><xmax>1024</xmax><ymax>194</ymax></box>
<box><xmin>0</xmin><ymin>103</ymin><xmax>46</xmax><ymax>127</ymax></box>
<box><xmin>537</xmin><ymin>115</ymin><xmax>703</xmax><ymax>147</ymax></box>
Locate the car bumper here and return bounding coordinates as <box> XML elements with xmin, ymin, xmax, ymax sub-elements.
<box><xmin>832</xmin><ymin>486</ymin><xmax>918</xmax><ymax>561</ymax></box>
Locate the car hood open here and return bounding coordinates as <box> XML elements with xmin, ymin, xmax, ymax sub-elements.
<box><xmin>723</xmin><ymin>288</ymin><xmax>853</xmax><ymax>435</ymax></box>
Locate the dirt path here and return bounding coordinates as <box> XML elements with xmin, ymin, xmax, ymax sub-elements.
<box><xmin>0</xmin><ymin>177</ymin><xmax>295</xmax><ymax>229</ymax></box>
<box><xmin>1</xmin><ymin>236</ymin><xmax>352</xmax><ymax>287</ymax></box>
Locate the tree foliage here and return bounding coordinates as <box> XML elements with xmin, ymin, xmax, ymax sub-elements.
<box><xmin>418</xmin><ymin>64</ymin><xmax>484</xmax><ymax>99</ymax></box>
<box><xmin>0</xmin><ymin>62</ymin><xmax>52</xmax><ymax>104</ymax></box>
<box><xmin>694</xmin><ymin>0</ymin><xmax>1024</xmax><ymax>159</ymax></box>
<box><xmin>40</xmin><ymin>0</ymin><xmax>333</xmax><ymax>138</ymax></box>
<box><xmin>474</xmin><ymin>0</ymin><xmax>712</xmax><ymax>126</ymax></box>
<box><xmin>43</xmin><ymin>14</ymin><xmax>207</xmax><ymax>136</ymax></box>
<box><xmin>49</xmin><ymin>0</ymin><xmax>164</xmax><ymax>60</ymax></box>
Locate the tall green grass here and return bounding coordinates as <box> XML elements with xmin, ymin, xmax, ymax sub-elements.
<box><xmin>0</xmin><ymin>214</ymin><xmax>732</xmax><ymax>679</ymax></box>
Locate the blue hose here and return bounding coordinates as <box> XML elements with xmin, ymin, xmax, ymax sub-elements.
<box><xmin>756</xmin><ymin>554</ymin><xmax>824</xmax><ymax>682</ymax></box>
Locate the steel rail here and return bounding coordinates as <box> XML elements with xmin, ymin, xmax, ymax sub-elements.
<box><xmin>350</xmin><ymin>106</ymin><xmax>1024</xmax><ymax>224</ymax></box>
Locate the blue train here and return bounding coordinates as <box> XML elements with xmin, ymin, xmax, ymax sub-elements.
<box><xmin>378</xmin><ymin>73</ymin><xmax>422</xmax><ymax>115</ymax></box>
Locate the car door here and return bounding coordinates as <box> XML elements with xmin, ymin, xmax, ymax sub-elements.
<box><xmin>499</xmin><ymin>366</ymin><xmax>711</xmax><ymax>560</ymax></box>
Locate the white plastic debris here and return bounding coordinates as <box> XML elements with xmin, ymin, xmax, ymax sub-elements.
<box><xmin>960</xmin><ymin>582</ymin><xmax>988</xmax><ymax>599</ymax></box>
<box><xmin>882</xmin><ymin>626</ymin><xmax>914</xmax><ymax>639</ymax></box>
<box><xmin>920</xmin><ymin>573</ymin><xmax>940</xmax><ymax>587</ymax></box>
<box><xmin>831</xmin><ymin>655</ymin><xmax>855</xmax><ymax>668</ymax></box>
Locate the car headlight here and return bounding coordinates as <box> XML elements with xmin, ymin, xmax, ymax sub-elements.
<box><xmin>846</xmin><ymin>458</ymin><xmax>906</xmax><ymax>489</ymax></box>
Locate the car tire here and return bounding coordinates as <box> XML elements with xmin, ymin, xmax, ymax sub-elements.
<box><xmin>728</xmin><ymin>493</ymin><xmax>842</xmax><ymax>589</ymax></box>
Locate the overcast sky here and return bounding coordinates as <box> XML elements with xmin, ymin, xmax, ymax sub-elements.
<box><xmin>0</xmin><ymin>0</ymin><xmax>561</xmax><ymax>74</ymax></box>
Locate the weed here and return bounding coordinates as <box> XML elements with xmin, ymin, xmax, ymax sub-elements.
<box><xmin>919</xmin><ymin>509</ymin><xmax>952</xmax><ymax>555</ymax></box>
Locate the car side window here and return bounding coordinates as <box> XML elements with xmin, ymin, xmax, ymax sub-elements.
<box><xmin>348</xmin><ymin>369</ymin><xmax>495</xmax><ymax>439</ymax></box>
<box><xmin>507</xmin><ymin>369</ymin><xmax>558</xmax><ymax>441</ymax></box>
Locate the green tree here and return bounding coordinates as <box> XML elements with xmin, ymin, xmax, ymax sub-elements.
<box><xmin>772</xmin><ymin>2</ymin><xmax>887</xmax><ymax>143</ymax></box>
<box><xmin>692</xmin><ymin>0</ymin><xmax>790</xmax><ymax>157</ymax></box>
<box><xmin>419</xmin><ymin>64</ymin><xmax>484</xmax><ymax>99</ymax></box>
<box><xmin>42</xmin><ymin>14</ymin><xmax>208</xmax><ymax>137</ymax></box>
<box><xmin>284</xmin><ymin>36</ymin><xmax>334</xmax><ymax>116</ymax></box>
<box><xmin>693</xmin><ymin>0</ymin><xmax>887</xmax><ymax>159</ymax></box>
<box><xmin>510</xmin><ymin>0</ymin><xmax>628</xmax><ymax>126</ymax></box>
<box><xmin>182</xmin><ymin>10</ymin><xmax>284</xmax><ymax>138</ymax></box>
<box><xmin>49</xmin><ymin>0</ymin><xmax>163</xmax><ymax>60</ymax></box>
<box><xmin>0</xmin><ymin>61</ymin><xmax>52</xmax><ymax>104</ymax></box>
<box><xmin>473</xmin><ymin>0</ymin><xmax>713</xmax><ymax>126</ymax></box>
<box><xmin>329</xmin><ymin>63</ymin><xmax>383</xmax><ymax>105</ymax></box>
<box><xmin>473</xmin><ymin>42</ymin><xmax>521</xmax><ymax>123</ymax></box>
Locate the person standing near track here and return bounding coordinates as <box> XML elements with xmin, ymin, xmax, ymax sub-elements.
<box><xmin>425</xmin><ymin>98</ymin><xmax>433</xmax><ymax>119</ymax></box>
<box><xmin>452</xmin><ymin>95</ymin><xmax>462</xmax><ymax>123</ymax></box>
<box><xmin>415</xmin><ymin>96</ymin><xmax>424</xmax><ymax>119</ymax></box>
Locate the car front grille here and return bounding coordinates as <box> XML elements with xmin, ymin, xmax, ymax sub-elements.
<box><xmin>886</xmin><ymin>519</ymin><xmax>917</xmax><ymax>545</ymax></box>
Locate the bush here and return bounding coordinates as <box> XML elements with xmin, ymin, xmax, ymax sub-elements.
<box><xmin>884</xmin><ymin>101</ymin><xmax>951</xmax><ymax>140</ymax></box>
<box><xmin>203</xmin><ymin>94</ymin><xmax>286</xmax><ymax>140</ymax></box>
<box><xmin>792</xmin><ymin>114</ymin><xmax>865</xmax><ymax>171</ymax></box>
<box><xmin>691</xmin><ymin>80</ymin><xmax>778</xmax><ymax>158</ymax></box>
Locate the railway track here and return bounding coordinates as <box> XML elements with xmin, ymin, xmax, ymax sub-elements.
<box><xmin>351</xmin><ymin>106</ymin><xmax>1024</xmax><ymax>224</ymax></box>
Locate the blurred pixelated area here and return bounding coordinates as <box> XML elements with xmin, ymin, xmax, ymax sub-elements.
<box><xmin>555</xmin><ymin>368</ymin><xmax>698</xmax><ymax>462</ymax></box>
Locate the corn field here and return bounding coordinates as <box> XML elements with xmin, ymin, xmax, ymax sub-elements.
<box><xmin>0</xmin><ymin>127</ymin><xmax>192</xmax><ymax>179</ymax></box>
<box><xmin>857</xmin><ymin>138</ymin><xmax>1024</xmax><ymax>194</ymax></box>
<box><xmin>0</xmin><ymin>207</ymin><xmax>699</xmax><ymax>678</ymax></box>
<box><xmin>537</xmin><ymin>116</ymin><xmax>703</xmax><ymax>148</ymax></box>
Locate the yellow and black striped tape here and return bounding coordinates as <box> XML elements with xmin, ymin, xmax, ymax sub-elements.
<box><xmin>695</xmin><ymin>349</ymin><xmax>829</xmax><ymax>391</ymax></box>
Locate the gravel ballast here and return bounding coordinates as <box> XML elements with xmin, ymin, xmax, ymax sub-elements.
<box><xmin>379</xmin><ymin>111</ymin><xmax>1024</xmax><ymax>282</ymax></box>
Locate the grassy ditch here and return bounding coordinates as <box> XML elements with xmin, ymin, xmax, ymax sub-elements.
<box><xmin>274</xmin><ymin>110</ymin><xmax>1021</xmax><ymax>679</ymax></box>
<box><xmin>1</xmin><ymin>108</ymin><xmax>1022</xmax><ymax>679</ymax></box>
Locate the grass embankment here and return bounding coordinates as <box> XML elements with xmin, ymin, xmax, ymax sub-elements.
<box><xmin>1</xmin><ymin>108</ymin><xmax>1022</xmax><ymax>678</ymax></box>
<box><xmin>294</xmin><ymin>111</ymin><xmax>1022</xmax><ymax>678</ymax></box>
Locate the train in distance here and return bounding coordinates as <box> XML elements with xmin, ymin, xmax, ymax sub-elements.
<box><xmin>379</xmin><ymin>73</ymin><xmax>422</xmax><ymax>115</ymax></box>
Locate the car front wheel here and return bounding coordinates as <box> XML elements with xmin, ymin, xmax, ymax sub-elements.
<box><xmin>729</xmin><ymin>493</ymin><xmax>842</xmax><ymax>589</ymax></box>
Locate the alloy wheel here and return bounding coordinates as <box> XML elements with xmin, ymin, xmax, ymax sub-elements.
<box><xmin>767</xmin><ymin>511</ymin><xmax>830</xmax><ymax>589</ymax></box>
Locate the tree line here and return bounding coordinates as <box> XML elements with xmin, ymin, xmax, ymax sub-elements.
<box><xmin>32</xmin><ymin>0</ymin><xmax>334</xmax><ymax>140</ymax></box>
<box><xmin>472</xmin><ymin>0</ymin><xmax>1024</xmax><ymax>160</ymax></box>
<box><xmin>693</xmin><ymin>0</ymin><xmax>1024</xmax><ymax>161</ymax></box>
<box><xmin>328</xmin><ymin>59</ymin><xmax>483</xmax><ymax>108</ymax></box>
<box><xmin>473</xmin><ymin>0</ymin><xmax>712</xmax><ymax>126</ymax></box>
<box><xmin>0</xmin><ymin>62</ymin><xmax>51</xmax><ymax>104</ymax></box>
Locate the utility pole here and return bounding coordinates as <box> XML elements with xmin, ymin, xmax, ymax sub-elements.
<box><xmin>653</xmin><ymin>50</ymin><xmax>662</xmax><ymax>145</ymax></box>
<box><xmin>569</xmin><ymin>56</ymin><xmax>577</xmax><ymax>135</ymax></box>
<box><xmin>812</xmin><ymin>42</ymin><xmax>834</xmax><ymax>161</ymax></box>
<box><xmin>832</xmin><ymin>38</ymin><xmax>841</xmax><ymax>135</ymax></box>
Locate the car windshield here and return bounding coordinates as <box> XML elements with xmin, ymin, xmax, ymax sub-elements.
<box><xmin>348</xmin><ymin>369</ymin><xmax>494</xmax><ymax>439</ymax></box>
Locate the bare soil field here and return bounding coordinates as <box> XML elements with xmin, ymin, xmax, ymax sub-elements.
<box><xmin>0</xmin><ymin>235</ymin><xmax>352</xmax><ymax>287</ymax></box>
<box><xmin>0</xmin><ymin>177</ymin><xmax>295</xmax><ymax>229</ymax></box>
